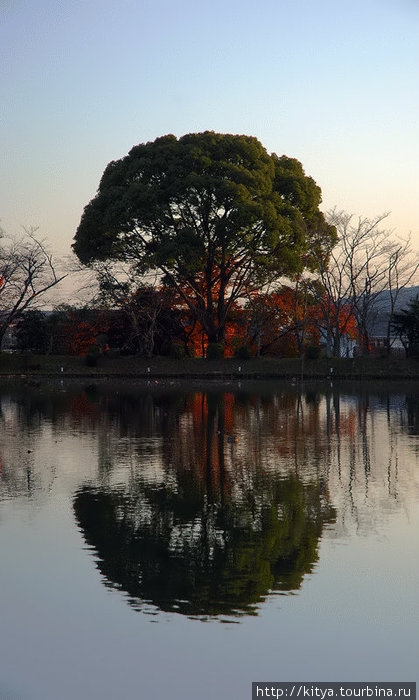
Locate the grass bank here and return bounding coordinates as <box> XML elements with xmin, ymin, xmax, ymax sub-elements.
<box><xmin>1</xmin><ymin>352</ymin><xmax>419</xmax><ymax>380</ymax></box>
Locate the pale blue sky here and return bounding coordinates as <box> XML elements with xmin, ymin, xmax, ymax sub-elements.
<box><xmin>1</xmin><ymin>0</ymin><xmax>418</xmax><ymax>268</ymax></box>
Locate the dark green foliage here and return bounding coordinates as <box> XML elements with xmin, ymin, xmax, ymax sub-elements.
<box><xmin>73</xmin><ymin>472</ymin><xmax>335</xmax><ymax>617</ymax></box>
<box><xmin>391</xmin><ymin>296</ymin><xmax>419</xmax><ymax>357</ymax></box>
<box><xmin>73</xmin><ymin>132</ymin><xmax>335</xmax><ymax>344</ymax></box>
<box><xmin>15</xmin><ymin>308</ymin><xmax>78</xmax><ymax>355</ymax></box>
<box><xmin>16</xmin><ymin>311</ymin><xmax>50</xmax><ymax>353</ymax></box>
<box><xmin>85</xmin><ymin>344</ymin><xmax>100</xmax><ymax>367</ymax></box>
<box><xmin>206</xmin><ymin>342</ymin><xmax>225</xmax><ymax>359</ymax></box>
<box><xmin>99</xmin><ymin>284</ymin><xmax>186</xmax><ymax>357</ymax></box>
<box><xmin>305</xmin><ymin>344</ymin><xmax>321</xmax><ymax>360</ymax></box>
<box><xmin>234</xmin><ymin>344</ymin><xmax>253</xmax><ymax>360</ymax></box>
<box><xmin>169</xmin><ymin>343</ymin><xmax>187</xmax><ymax>359</ymax></box>
<box><xmin>19</xmin><ymin>350</ymin><xmax>37</xmax><ymax>371</ymax></box>
<box><xmin>96</xmin><ymin>333</ymin><xmax>109</xmax><ymax>352</ymax></box>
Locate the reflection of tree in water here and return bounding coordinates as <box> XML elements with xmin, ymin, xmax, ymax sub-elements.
<box><xmin>74</xmin><ymin>394</ymin><xmax>335</xmax><ymax>618</ymax></box>
<box><xmin>402</xmin><ymin>394</ymin><xmax>419</xmax><ymax>437</ymax></box>
<box><xmin>2</xmin><ymin>379</ymin><xmax>418</xmax><ymax>605</ymax></box>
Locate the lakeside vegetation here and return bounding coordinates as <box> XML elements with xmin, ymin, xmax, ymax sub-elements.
<box><xmin>2</xmin><ymin>133</ymin><xmax>419</xmax><ymax>363</ymax></box>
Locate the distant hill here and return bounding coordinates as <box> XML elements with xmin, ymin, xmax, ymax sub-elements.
<box><xmin>368</xmin><ymin>285</ymin><xmax>419</xmax><ymax>337</ymax></box>
<box><xmin>373</xmin><ymin>285</ymin><xmax>419</xmax><ymax>313</ymax></box>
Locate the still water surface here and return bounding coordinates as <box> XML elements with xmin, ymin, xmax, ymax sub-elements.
<box><xmin>0</xmin><ymin>380</ymin><xmax>418</xmax><ymax>699</ymax></box>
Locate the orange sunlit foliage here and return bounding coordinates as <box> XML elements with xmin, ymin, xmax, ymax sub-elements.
<box><xmin>176</xmin><ymin>308</ymin><xmax>247</xmax><ymax>357</ymax></box>
<box><xmin>325</xmin><ymin>301</ymin><xmax>358</xmax><ymax>341</ymax></box>
<box><xmin>223</xmin><ymin>392</ymin><xmax>235</xmax><ymax>434</ymax></box>
<box><xmin>66</xmin><ymin>318</ymin><xmax>99</xmax><ymax>355</ymax></box>
<box><xmin>170</xmin><ymin>265</ymin><xmax>253</xmax><ymax>355</ymax></box>
<box><xmin>174</xmin><ymin>392</ymin><xmax>238</xmax><ymax>496</ymax></box>
<box><xmin>245</xmin><ymin>287</ymin><xmax>299</xmax><ymax>356</ymax></box>
<box><xmin>59</xmin><ymin>276</ymin><xmax>358</xmax><ymax>358</ymax></box>
<box><xmin>174</xmin><ymin>284</ymin><xmax>359</xmax><ymax>358</ymax></box>
<box><xmin>244</xmin><ymin>288</ymin><xmax>358</xmax><ymax>357</ymax></box>
<box><xmin>244</xmin><ymin>286</ymin><xmax>321</xmax><ymax>357</ymax></box>
<box><xmin>59</xmin><ymin>311</ymin><xmax>109</xmax><ymax>356</ymax></box>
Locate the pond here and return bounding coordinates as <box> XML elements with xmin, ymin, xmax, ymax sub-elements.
<box><xmin>0</xmin><ymin>380</ymin><xmax>418</xmax><ymax>699</ymax></box>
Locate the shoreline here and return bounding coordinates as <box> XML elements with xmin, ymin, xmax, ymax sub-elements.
<box><xmin>1</xmin><ymin>353</ymin><xmax>419</xmax><ymax>381</ymax></box>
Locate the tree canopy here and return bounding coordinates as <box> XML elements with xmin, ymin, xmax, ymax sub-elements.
<box><xmin>73</xmin><ymin>132</ymin><xmax>335</xmax><ymax>344</ymax></box>
<box><xmin>74</xmin><ymin>475</ymin><xmax>333</xmax><ymax>617</ymax></box>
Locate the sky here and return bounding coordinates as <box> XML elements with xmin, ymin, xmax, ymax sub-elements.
<box><xmin>1</xmin><ymin>0</ymin><xmax>418</xmax><ymax>294</ymax></box>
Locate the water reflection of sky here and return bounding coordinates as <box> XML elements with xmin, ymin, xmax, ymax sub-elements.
<box><xmin>0</xmin><ymin>381</ymin><xmax>418</xmax><ymax>699</ymax></box>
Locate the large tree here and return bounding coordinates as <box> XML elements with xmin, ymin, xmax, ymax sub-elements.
<box><xmin>73</xmin><ymin>132</ymin><xmax>335</xmax><ymax>344</ymax></box>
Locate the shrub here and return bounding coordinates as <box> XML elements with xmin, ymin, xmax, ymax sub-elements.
<box><xmin>206</xmin><ymin>343</ymin><xmax>225</xmax><ymax>360</ymax></box>
<box><xmin>85</xmin><ymin>344</ymin><xmax>100</xmax><ymax>367</ymax></box>
<box><xmin>305</xmin><ymin>345</ymin><xmax>321</xmax><ymax>360</ymax></box>
<box><xmin>234</xmin><ymin>345</ymin><xmax>252</xmax><ymax>360</ymax></box>
<box><xmin>169</xmin><ymin>344</ymin><xmax>187</xmax><ymax>359</ymax></box>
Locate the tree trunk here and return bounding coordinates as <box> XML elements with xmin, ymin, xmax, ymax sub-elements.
<box><xmin>207</xmin><ymin>327</ymin><xmax>225</xmax><ymax>344</ymax></box>
<box><xmin>333</xmin><ymin>333</ymin><xmax>341</xmax><ymax>358</ymax></box>
<box><xmin>0</xmin><ymin>325</ymin><xmax>7</xmax><ymax>351</ymax></box>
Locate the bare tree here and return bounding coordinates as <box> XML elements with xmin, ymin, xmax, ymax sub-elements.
<box><xmin>311</xmin><ymin>211</ymin><xmax>367</xmax><ymax>357</ymax></box>
<box><xmin>312</xmin><ymin>210</ymin><xmax>419</xmax><ymax>356</ymax></box>
<box><xmin>335</xmin><ymin>210</ymin><xmax>393</xmax><ymax>354</ymax></box>
<box><xmin>0</xmin><ymin>226</ymin><xmax>66</xmax><ymax>349</ymax></box>
<box><xmin>93</xmin><ymin>262</ymin><xmax>172</xmax><ymax>357</ymax></box>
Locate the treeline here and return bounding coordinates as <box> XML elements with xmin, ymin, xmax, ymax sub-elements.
<box><xmin>3</xmin><ymin>133</ymin><xmax>419</xmax><ymax>360</ymax></box>
<box><xmin>14</xmin><ymin>282</ymin><xmax>419</xmax><ymax>362</ymax></box>
<box><xmin>11</xmin><ymin>280</ymin><xmax>351</xmax><ymax>360</ymax></box>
